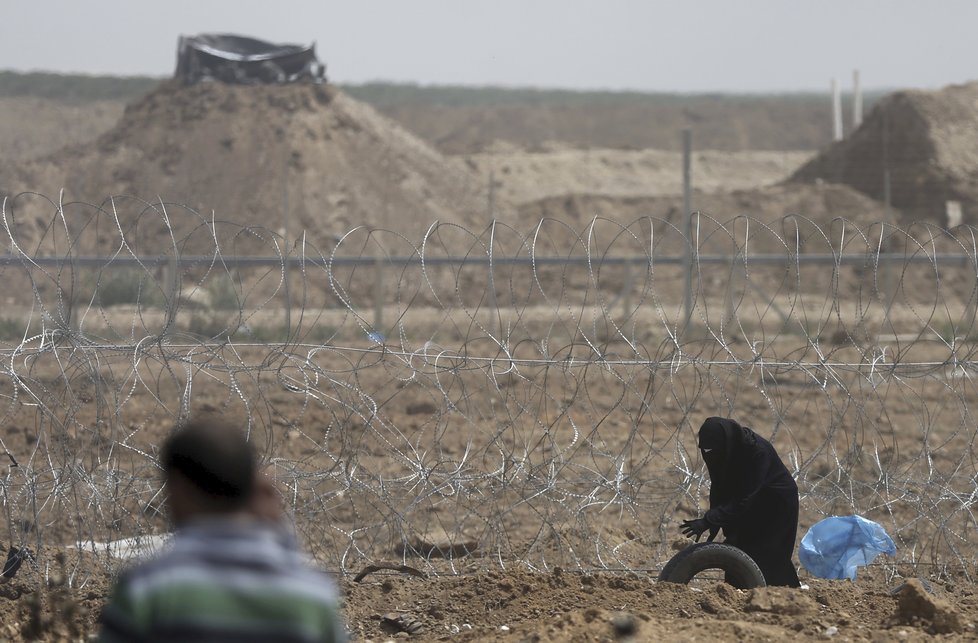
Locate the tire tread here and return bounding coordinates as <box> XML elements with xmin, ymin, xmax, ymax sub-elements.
<box><xmin>658</xmin><ymin>543</ymin><xmax>766</xmax><ymax>589</ymax></box>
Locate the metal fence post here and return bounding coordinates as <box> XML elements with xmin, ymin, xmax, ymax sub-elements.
<box><xmin>373</xmin><ymin>254</ymin><xmax>383</xmax><ymax>337</ymax></box>
<box><xmin>163</xmin><ymin>253</ymin><xmax>179</xmax><ymax>332</ymax></box>
<box><xmin>682</xmin><ymin>129</ymin><xmax>693</xmax><ymax>333</ymax></box>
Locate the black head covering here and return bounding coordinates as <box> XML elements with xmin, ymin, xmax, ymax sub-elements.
<box><xmin>698</xmin><ymin>416</ymin><xmax>752</xmax><ymax>488</ymax></box>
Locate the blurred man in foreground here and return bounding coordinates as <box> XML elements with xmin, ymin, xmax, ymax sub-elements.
<box><xmin>99</xmin><ymin>417</ymin><xmax>346</xmax><ymax>642</ymax></box>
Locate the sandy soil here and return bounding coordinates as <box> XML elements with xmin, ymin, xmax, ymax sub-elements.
<box><xmin>463</xmin><ymin>143</ymin><xmax>813</xmax><ymax>206</ymax></box>
<box><xmin>0</xmin><ymin>321</ymin><xmax>972</xmax><ymax>641</ymax></box>
<box><xmin>0</xmin><ymin>97</ymin><xmax>125</xmax><ymax>162</ymax></box>
<box><xmin>2</xmin><ymin>79</ymin><xmax>978</xmax><ymax>642</ymax></box>
<box><xmin>0</xmin><ymin>82</ymin><xmax>499</xmax><ymax>251</ymax></box>
<box><xmin>342</xmin><ymin>571</ymin><xmax>977</xmax><ymax>642</ymax></box>
<box><xmin>3</xmin><ymin>557</ymin><xmax>975</xmax><ymax>641</ymax></box>
<box><xmin>0</xmin><ymin>212</ymin><xmax>972</xmax><ymax>642</ymax></box>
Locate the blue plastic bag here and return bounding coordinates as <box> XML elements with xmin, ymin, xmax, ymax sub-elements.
<box><xmin>799</xmin><ymin>515</ymin><xmax>896</xmax><ymax>580</ymax></box>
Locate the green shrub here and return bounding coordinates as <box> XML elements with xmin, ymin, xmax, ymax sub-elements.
<box><xmin>183</xmin><ymin>313</ymin><xmax>234</xmax><ymax>339</ymax></box>
<box><xmin>206</xmin><ymin>273</ymin><xmax>241</xmax><ymax>310</ymax></box>
<box><xmin>0</xmin><ymin>70</ymin><xmax>159</xmax><ymax>101</ymax></box>
<box><xmin>91</xmin><ymin>270</ymin><xmax>164</xmax><ymax>308</ymax></box>
<box><xmin>0</xmin><ymin>317</ymin><xmax>26</xmax><ymax>341</ymax></box>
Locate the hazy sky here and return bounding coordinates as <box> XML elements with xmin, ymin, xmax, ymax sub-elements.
<box><xmin>2</xmin><ymin>1</ymin><xmax>975</xmax><ymax>92</ymax></box>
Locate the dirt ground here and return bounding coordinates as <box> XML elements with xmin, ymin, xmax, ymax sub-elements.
<box><xmin>462</xmin><ymin>142</ymin><xmax>812</xmax><ymax>206</ymax></box>
<box><xmin>0</xmin><ymin>245</ymin><xmax>972</xmax><ymax>641</ymax></box>
<box><xmin>342</xmin><ymin>570</ymin><xmax>978</xmax><ymax>642</ymax></box>
<box><xmin>2</xmin><ymin>79</ymin><xmax>978</xmax><ymax>641</ymax></box>
<box><xmin>0</xmin><ymin>320</ymin><xmax>972</xmax><ymax>641</ymax></box>
<box><xmin>0</xmin><ymin>97</ymin><xmax>124</xmax><ymax>162</ymax></box>
<box><xmin>0</xmin><ymin>546</ymin><xmax>975</xmax><ymax>641</ymax></box>
<box><xmin>1</xmin><ymin>567</ymin><xmax>975</xmax><ymax>642</ymax></box>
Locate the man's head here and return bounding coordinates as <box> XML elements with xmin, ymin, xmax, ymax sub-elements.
<box><xmin>161</xmin><ymin>418</ymin><xmax>257</xmax><ymax>525</ymax></box>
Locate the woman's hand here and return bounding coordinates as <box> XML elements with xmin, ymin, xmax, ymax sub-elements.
<box><xmin>680</xmin><ymin>517</ymin><xmax>719</xmax><ymax>542</ymax></box>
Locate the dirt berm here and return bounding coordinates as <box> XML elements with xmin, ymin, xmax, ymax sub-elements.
<box><xmin>791</xmin><ymin>81</ymin><xmax>978</xmax><ymax>225</ymax></box>
<box><xmin>0</xmin><ymin>81</ymin><xmax>506</xmax><ymax>254</ymax></box>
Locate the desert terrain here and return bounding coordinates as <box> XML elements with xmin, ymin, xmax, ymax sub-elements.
<box><xmin>0</xmin><ymin>73</ymin><xmax>977</xmax><ymax>641</ymax></box>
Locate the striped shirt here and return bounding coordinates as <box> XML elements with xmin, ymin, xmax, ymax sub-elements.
<box><xmin>98</xmin><ymin>519</ymin><xmax>345</xmax><ymax>643</ymax></box>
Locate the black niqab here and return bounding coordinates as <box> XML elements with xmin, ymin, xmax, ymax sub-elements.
<box><xmin>698</xmin><ymin>417</ymin><xmax>739</xmax><ymax>486</ymax></box>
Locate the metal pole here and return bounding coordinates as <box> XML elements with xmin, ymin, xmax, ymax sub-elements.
<box><xmin>621</xmin><ymin>259</ymin><xmax>633</xmax><ymax>320</ymax></box>
<box><xmin>282</xmin><ymin>149</ymin><xmax>292</xmax><ymax>335</ymax></box>
<box><xmin>373</xmin><ymin>255</ymin><xmax>383</xmax><ymax>336</ymax></box>
<box><xmin>882</xmin><ymin>112</ymin><xmax>892</xmax><ymax>320</ymax></box>
<box><xmin>488</xmin><ymin>221</ymin><xmax>501</xmax><ymax>339</ymax></box>
<box><xmin>682</xmin><ymin>129</ymin><xmax>693</xmax><ymax>330</ymax></box>
<box><xmin>488</xmin><ymin>169</ymin><xmax>496</xmax><ymax>221</ymax></box>
<box><xmin>832</xmin><ymin>78</ymin><xmax>843</xmax><ymax>141</ymax></box>
<box><xmin>164</xmin><ymin>253</ymin><xmax>179</xmax><ymax>332</ymax></box>
<box><xmin>852</xmin><ymin>70</ymin><xmax>863</xmax><ymax>129</ymax></box>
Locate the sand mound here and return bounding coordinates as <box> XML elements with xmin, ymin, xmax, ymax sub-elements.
<box><xmin>891</xmin><ymin>579</ymin><xmax>964</xmax><ymax>634</ymax></box>
<box><xmin>464</xmin><ymin>146</ymin><xmax>813</xmax><ymax>206</ymax></box>
<box><xmin>518</xmin><ymin>181</ymin><xmax>891</xmax><ymax>234</ymax></box>
<box><xmin>0</xmin><ymin>81</ymin><xmax>500</xmax><ymax>252</ymax></box>
<box><xmin>513</xmin><ymin>183</ymin><xmax>896</xmax><ymax>308</ymax></box>
<box><xmin>0</xmin><ymin>97</ymin><xmax>125</xmax><ymax>162</ymax></box>
<box><xmin>791</xmin><ymin>82</ymin><xmax>978</xmax><ymax>225</ymax></box>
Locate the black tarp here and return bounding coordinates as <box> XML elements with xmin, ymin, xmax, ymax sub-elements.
<box><xmin>176</xmin><ymin>34</ymin><xmax>326</xmax><ymax>85</ymax></box>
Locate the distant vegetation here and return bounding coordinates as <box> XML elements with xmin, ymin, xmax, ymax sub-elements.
<box><xmin>343</xmin><ymin>82</ymin><xmax>884</xmax><ymax>108</ymax></box>
<box><xmin>0</xmin><ymin>71</ymin><xmax>161</xmax><ymax>101</ymax></box>
<box><xmin>0</xmin><ymin>70</ymin><xmax>886</xmax><ymax>109</ymax></box>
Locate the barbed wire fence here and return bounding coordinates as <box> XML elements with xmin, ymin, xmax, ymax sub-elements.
<box><xmin>1</xmin><ymin>192</ymin><xmax>978</xmax><ymax>586</ymax></box>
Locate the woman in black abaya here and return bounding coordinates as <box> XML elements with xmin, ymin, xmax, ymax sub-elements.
<box><xmin>680</xmin><ymin>416</ymin><xmax>801</xmax><ymax>587</ymax></box>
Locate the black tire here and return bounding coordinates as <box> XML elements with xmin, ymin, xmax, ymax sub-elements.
<box><xmin>658</xmin><ymin>543</ymin><xmax>766</xmax><ymax>589</ymax></box>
